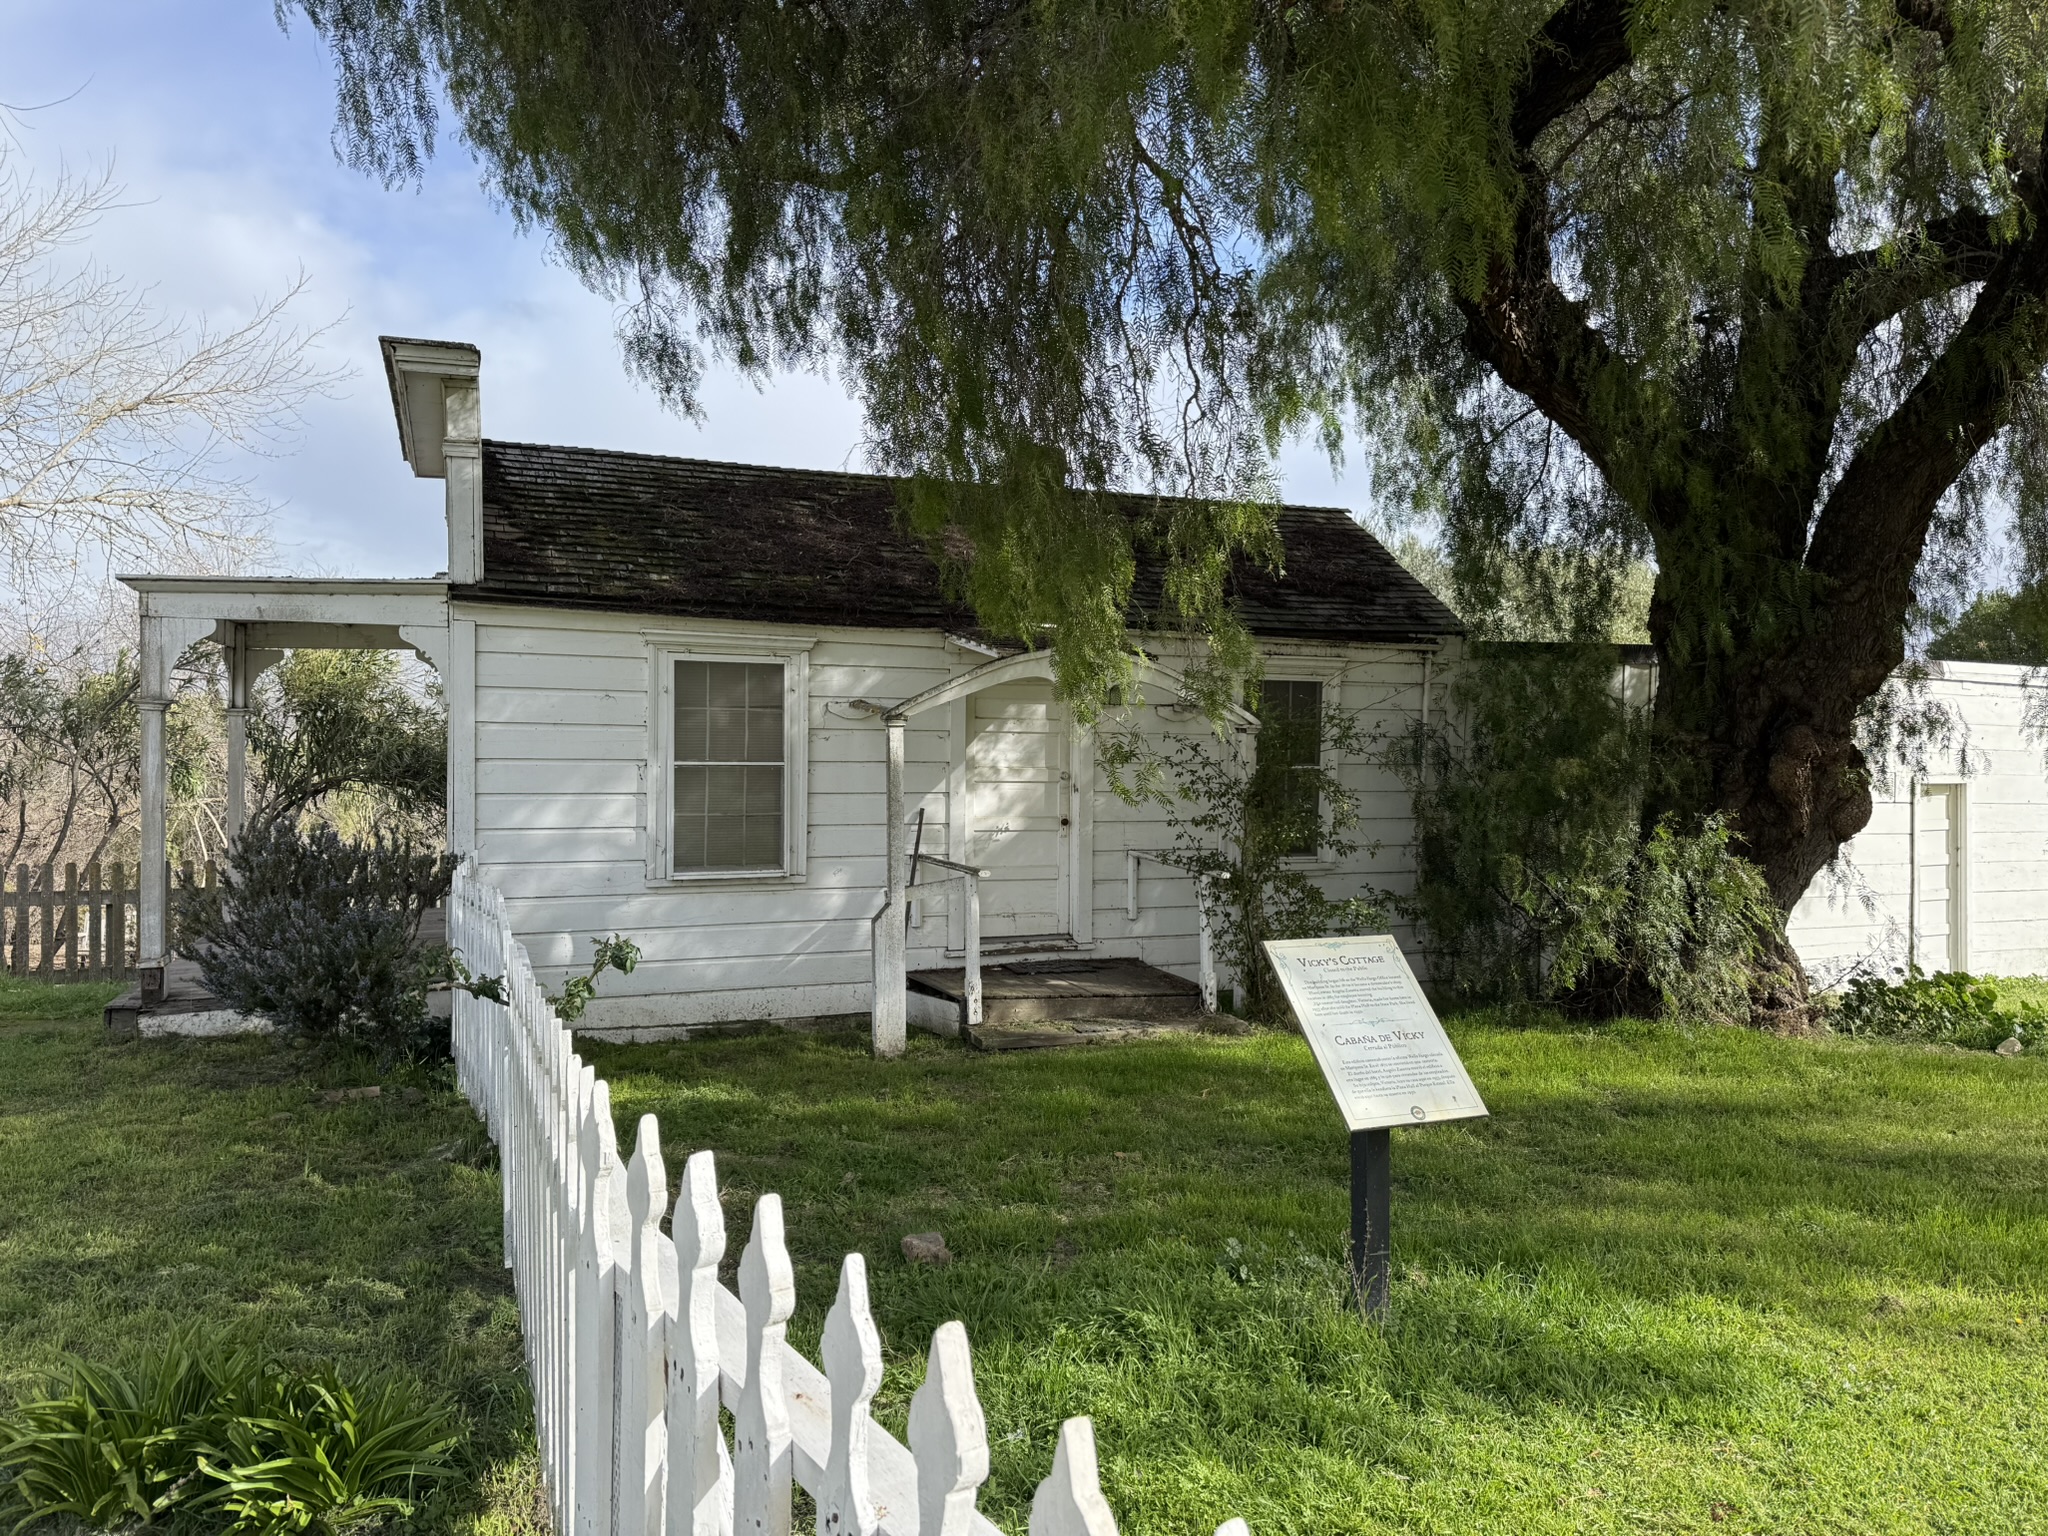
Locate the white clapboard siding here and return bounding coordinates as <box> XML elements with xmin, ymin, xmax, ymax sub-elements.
<box><xmin>466</xmin><ymin>606</ymin><xmax>1442</xmax><ymax>1026</ymax></box>
<box><xmin>450</xmin><ymin>861</ymin><xmax>1250</xmax><ymax>1536</ymax></box>
<box><xmin>1789</xmin><ymin>662</ymin><xmax>2048</xmax><ymax>982</ymax></box>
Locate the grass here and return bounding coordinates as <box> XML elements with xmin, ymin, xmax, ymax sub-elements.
<box><xmin>589</xmin><ymin>1019</ymin><xmax>2048</xmax><ymax>1536</ymax></box>
<box><xmin>0</xmin><ymin>974</ymin><xmax>124</xmax><ymax>1021</ymax></box>
<box><xmin>1992</xmin><ymin>973</ymin><xmax>2048</xmax><ymax>1014</ymax></box>
<box><xmin>0</xmin><ymin>1020</ymin><xmax>540</xmax><ymax>1534</ymax></box>
<box><xmin>5</xmin><ymin>1011</ymin><xmax>2045</xmax><ymax>1535</ymax></box>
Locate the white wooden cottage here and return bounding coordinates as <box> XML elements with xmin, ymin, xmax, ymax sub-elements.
<box><xmin>122</xmin><ymin>337</ymin><xmax>1465</xmax><ymax>1046</ymax></box>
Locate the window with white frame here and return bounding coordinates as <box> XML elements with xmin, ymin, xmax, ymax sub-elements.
<box><xmin>1258</xmin><ymin>678</ymin><xmax>1323</xmax><ymax>858</ymax></box>
<box><xmin>656</xmin><ymin>647</ymin><xmax>808</xmax><ymax>878</ymax></box>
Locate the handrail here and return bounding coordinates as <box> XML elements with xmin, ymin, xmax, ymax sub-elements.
<box><xmin>1124</xmin><ymin>849</ymin><xmax>1227</xmax><ymax>1013</ymax></box>
<box><xmin>905</xmin><ymin>855</ymin><xmax>988</xmax><ymax>1030</ymax></box>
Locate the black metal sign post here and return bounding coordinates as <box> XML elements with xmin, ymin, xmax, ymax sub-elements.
<box><xmin>1263</xmin><ymin>936</ymin><xmax>1488</xmax><ymax>1328</ymax></box>
<box><xmin>1350</xmin><ymin>1127</ymin><xmax>1392</xmax><ymax>1319</ymax></box>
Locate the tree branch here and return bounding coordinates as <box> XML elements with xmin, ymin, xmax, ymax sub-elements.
<box><xmin>1455</xmin><ymin>0</ymin><xmax>1641</xmax><ymax>484</ymax></box>
<box><xmin>1812</xmin><ymin>207</ymin><xmax>2007</xmax><ymax>333</ymax></box>
<box><xmin>1512</xmin><ymin>0</ymin><xmax>1640</xmax><ymax>148</ymax></box>
<box><xmin>1802</xmin><ymin>119</ymin><xmax>2048</xmax><ymax>664</ymax></box>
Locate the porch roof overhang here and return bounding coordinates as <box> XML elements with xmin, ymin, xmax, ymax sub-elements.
<box><xmin>118</xmin><ymin>576</ymin><xmax>452</xmax><ymax>677</ymax></box>
<box><xmin>865</xmin><ymin>648</ymin><xmax>1261</xmax><ymax>731</ymax></box>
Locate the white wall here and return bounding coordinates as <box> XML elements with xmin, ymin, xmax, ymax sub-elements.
<box><xmin>458</xmin><ymin>599</ymin><xmax>1444</xmax><ymax>1030</ymax></box>
<box><xmin>1789</xmin><ymin>662</ymin><xmax>2048</xmax><ymax>984</ymax></box>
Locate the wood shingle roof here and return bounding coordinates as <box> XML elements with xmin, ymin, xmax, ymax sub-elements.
<box><xmin>458</xmin><ymin>440</ymin><xmax>1463</xmax><ymax>644</ymax></box>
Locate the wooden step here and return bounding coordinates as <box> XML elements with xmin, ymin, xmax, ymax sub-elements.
<box><xmin>907</xmin><ymin>957</ymin><xmax>1206</xmax><ymax>1033</ymax></box>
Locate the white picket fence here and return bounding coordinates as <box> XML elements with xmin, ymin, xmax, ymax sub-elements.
<box><xmin>449</xmin><ymin>863</ymin><xmax>1249</xmax><ymax>1536</ymax></box>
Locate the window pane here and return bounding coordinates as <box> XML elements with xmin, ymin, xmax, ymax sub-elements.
<box><xmin>705</xmin><ymin>814</ymin><xmax>748</xmax><ymax>868</ymax></box>
<box><xmin>675</xmin><ymin>765</ymin><xmax>708</xmax><ymax>817</ymax></box>
<box><xmin>745</xmin><ymin>765</ymin><xmax>783</xmax><ymax>816</ymax></box>
<box><xmin>673</xmin><ymin>659</ymin><xmax>788</xmax><ymax>870</ymax></box>
<box><xmin>742</xmin><ymin>810</ymin><xmax>783</xmax><ymax>867</ymax></box>
<box><xmin>707</xmin><ymin>705</ymin><xmax>749</xmax><ymax>760</ymax></box>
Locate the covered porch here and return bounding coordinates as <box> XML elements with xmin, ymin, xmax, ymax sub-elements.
<box><xmin>121</xmin><ymin>575</ymin><xmax>458</xmax><ymax>1007</ymax></box>
<box><xmin>855</xmin><ymin>645</ymin><xmax>1256</xmax><ymax>1056</ymax></box>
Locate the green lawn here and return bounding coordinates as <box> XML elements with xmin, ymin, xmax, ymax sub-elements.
<box><xmin>4</xmin><ymin>1012</ymin><xmax>2045</xmax><ymax>1536</ymax></box>
<box><xmin>0</xmin><ymin>1019</ymin><xmax>541</xmax><ymax>1534</ymax></box>
<box><xmin>591</xmin><ymin>1020</ymin><xmax>2048</xmax><ymax>1536</ymax></box>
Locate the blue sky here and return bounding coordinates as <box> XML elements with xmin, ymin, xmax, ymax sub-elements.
<box><xmin>0</xmin><ymin>0</ymin><xmax>1364</xmax><ymax>582</ymax></box>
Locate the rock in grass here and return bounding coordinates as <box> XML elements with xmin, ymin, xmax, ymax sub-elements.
<box><xmin>1996</xmin><ymin>1036</ymin><xmax>2025</xmax><ymax>1057</ymax></box>
<box><xmin>901</xmin><ymin>1231</ymin><xmax>952</xmax><ymax>1266</ymax></box>
<box><xmin>321</xmin><ymin>1085</ymin><xmax>381</xmax><ymax>1104</ymax></box>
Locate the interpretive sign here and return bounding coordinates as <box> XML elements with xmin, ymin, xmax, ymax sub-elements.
<box><xmin>1263</xmin><ymin>934</ymin><xmax>1487</xmax><ymax>1319</ymax></box>
<box><xmin>1265</xmin><ymin>935</ymin><xmax>1487</xmax><ymax>1130</ymax></box>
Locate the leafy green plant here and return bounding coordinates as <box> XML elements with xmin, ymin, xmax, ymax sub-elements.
<box><xmin>1834</xmin><ymin>970</ymin><xmax>2044</xmax><ymax>1054</ymax></box>
<box><xmin>197</xmin><ymin>1370</ymin><xmax>457</xmax><ymax>1533</ymax></box>
<box><xmin>0</xmin><ymin>1338</ymin><xmax>241</xmax><ymax>1529</ymax></box>
<box><xmin>0</xmin><ymin>1335</ymin><xmax>455</xmax><ymax>1534</ymax></box>
<box><xmin>448</xmin><ymin>932</ymin><xmax>641</xmax><ymax>1023</ymax></box>
<box><xmin>1104</xmin><ymin>695</ymin><xmax>1386</xmax><ymax>1023</ymax></box>
<box><xmin>179</xmin><ymin>820</ymin><xmax>454</xmax><ymax>1062</ymax></box>
<box><xmin>1395</xmin><ymin>646</ymin><xmax>1775</xmax><ymax>1021</ymax></box>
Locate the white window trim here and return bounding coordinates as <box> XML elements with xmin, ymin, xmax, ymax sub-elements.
<box><xmin>647</xmin><ymin>638</ymin><xmax>813</xmax><ymax>884</ymax></box>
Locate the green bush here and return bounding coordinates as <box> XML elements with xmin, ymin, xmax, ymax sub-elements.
<box><xmin>0</xmin><ymin>1335</ymin><xmax>456</xmax><ymax>1533</ymax></box>
<box><xmin>1398</xmin><ymin>645</ymin><xmax>1775</xmax><ymax>1021</ymax></box>
<box><xmin>179</xmin><ymin>821</ymin><xmax>454</xmax><ymax>1062</ymax></box>
<box><xmin>1834</xmin><ymin>970</ymin><xmax>2044</xmax><ymax>1052</ymax></box>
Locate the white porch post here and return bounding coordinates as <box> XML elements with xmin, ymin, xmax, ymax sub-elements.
<box><xmin>224</xmin><ymin>623</ymin><xmax>249</xmax><ymax>843</ymax></box>
<box><xmin>872</xmin><ymin>716</ymin><xmax>908</xmax><ymax>1057</ymax></box>
<box><xmin>135</xmin><ymin>606</ymin><xmax>218</xmax><ymax>991</ymax></box>
<box><xmin>139</xmin><ymin>697</ymin><xmax>168</xmax><ymax>972</ymax></box>
<box><xmin>139</xmin><ymin>607</ymin><xmax>173</xmax><ymax>987</ymax></box>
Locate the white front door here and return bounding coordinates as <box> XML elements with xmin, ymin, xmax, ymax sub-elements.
<box><xmin>1915</xmin><ymin>784</ymin><xmax>1966</xmax><ymax>972</ymax></box>
<box><xmin>965</xmin><ymin>680</ymin><xmax>1071</xmax><ymax>941</ymax></box>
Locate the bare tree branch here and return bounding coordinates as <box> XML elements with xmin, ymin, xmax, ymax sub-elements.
<box><xmin>0</xmin><ymin>152</ymin><xmax>341</xmax><ymax>608</ymax></box>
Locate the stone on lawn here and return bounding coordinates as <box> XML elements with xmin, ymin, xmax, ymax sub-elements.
<box><xmin>1996</xmin><ymin>1036</ymin><xmax>2025</xmax><ymax>1057</ymax></box>
<box><xmin>321</xmin><ymin>1086</ymin><xmax>382</xmax><ymax>1104</ymax></box>
<box><xmin>901</xmin><ymin>1231</ymin><xmax>952</xmax><ymax>1267</ymax></box>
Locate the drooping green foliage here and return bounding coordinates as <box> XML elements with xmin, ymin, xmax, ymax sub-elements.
<box><xmin>182</xmin><ymin>820</ymin><xmax>455</xmax><ymax>1062</ymax></box>
<box><xmin>1400</xmin><ymin>646</ymin><xmax>1775</xmax><ymax>1019</ymax></box>
<box><xmin>248</xmin><ymin>650</ymin><xmax>446</xmax><ymax>838</ymax></box>
<box><xmin>1102</xmin><ymin>703</ymin><xmax>1387</xmax><ymax>1023</ymax></box>
<box><xmin>448</xmin><ymin>930</ymin><xmax>641</xmax><ymax>1022</ymax></box>
<box><xmin>0</xmin><ymin>1332</ymin><xmax>457</xmax><ymax>1534</ymax></box>
<box><xmin>287</xmin><ymin>0</ymin><xmax>2048</xmax><ymax>916</ymax></box>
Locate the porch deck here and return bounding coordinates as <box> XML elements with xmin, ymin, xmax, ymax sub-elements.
<box><xmin>908</xmin><ymin>956</ymin><xmax>1237</xmax><ymax>1050</ymax></box>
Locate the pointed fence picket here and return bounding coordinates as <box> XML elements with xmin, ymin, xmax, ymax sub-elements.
<box><xmin>448</xmin><ymin>861</ymin><xmax>1249</xmax><ymax>1536</ymax></box>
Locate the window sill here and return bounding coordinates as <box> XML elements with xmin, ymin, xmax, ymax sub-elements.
<box><xmin>649</xmin><ymin>869</ymin><xmax>808</xmax><ymax>889</ymax></box>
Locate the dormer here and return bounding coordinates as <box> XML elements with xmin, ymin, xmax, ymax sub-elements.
<box><xmin>381</xmin><ymin>336</ymin><xmax>483</xmax><ymax>584</ymax></box>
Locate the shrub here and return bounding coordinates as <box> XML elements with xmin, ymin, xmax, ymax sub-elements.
<box><xmin>180</xmin><ymin>820</ymin><xmax>454</xmax><ymax>1062</ymax></box>
<box><xmin>0</xmin><ymin>1334</ymin><xmax>456</xmax><ymax>1534</ymax></box>
<box><xmin>1834</xmin><ymin>970</ymin><xmax>2044</xmax><ymax>1052</ymax></box>
<box><xmin>1103</xmin><ymin>697</ymin><xmax>1388</xmax><ymax>1023</ymax></box>
<box><xmin>1396</xmin><ymin>645</ymin><xmax>1776</xmax><ymax>1021</ymax></box>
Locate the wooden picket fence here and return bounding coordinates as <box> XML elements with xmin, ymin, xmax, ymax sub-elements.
<box><xmin>0</xmin><ymin>860</ymin><xmax>214</xmax><ymax>981</ymax></box>
<box><xmin>448</xmin><ymin>861</ymin><xmax>1250</xmax><ymax>1536</ymax></box>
